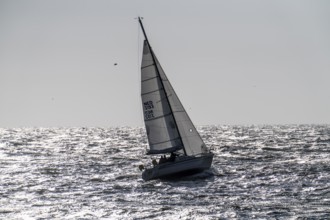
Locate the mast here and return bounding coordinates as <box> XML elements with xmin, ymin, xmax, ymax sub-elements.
<box><xmin>138</xmin><ymin>17</ymin><xmax>187</xmax><ymax>156</ymax></box>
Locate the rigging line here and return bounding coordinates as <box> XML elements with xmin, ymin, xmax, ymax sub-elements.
<box><xmin>137</xmin><ymin>18</ymin><xmax>144</xmax><ymax>145</ymax></box>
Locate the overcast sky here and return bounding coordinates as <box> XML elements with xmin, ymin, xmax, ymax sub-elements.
<box><xmin>1</xmin><ymin>0</ymin><xmax>329</xmax><ymax>127</ymax></box>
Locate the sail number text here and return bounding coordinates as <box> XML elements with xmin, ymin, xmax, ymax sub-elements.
<box><xmin>144</xmin><ymin>101</ymin><xmax>155</xmax><ymax>120</ymax></box>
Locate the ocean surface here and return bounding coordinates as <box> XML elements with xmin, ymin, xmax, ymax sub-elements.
<box><xmin>0</xmin><ymin>125</ymin><xmax>329</xmax><ymax>219</ymax></box>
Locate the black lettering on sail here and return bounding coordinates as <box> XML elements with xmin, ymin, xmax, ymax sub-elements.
<box><xmin>144</xmin><ymin>101</ymin><xmax>154</xmax><ymax>110</ymax></box>
<box><xmin>144</xmin><ymin>101</ymin><xmax>155</xmax><ymax>120</ymax></box>
<box><xmin>144</xmin><ymin>110</ymin><xmax>154</xmax><ymax>120</ymax></box>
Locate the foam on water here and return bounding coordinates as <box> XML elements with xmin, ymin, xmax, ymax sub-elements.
<box><xmin>0</xmin><ymin>125</ymin><xmax>330</xmax><ymax>219</ymax></box>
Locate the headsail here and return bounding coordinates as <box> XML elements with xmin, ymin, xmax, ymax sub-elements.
<box><xmin>139</xmin><ymin>18</ymin><xmax>207</xmax><ymax>156</ymax></box>
<box><xmin>154</xmin><ymin>56</ymin><xmax>207</xmax><ymax>156</ymax></box>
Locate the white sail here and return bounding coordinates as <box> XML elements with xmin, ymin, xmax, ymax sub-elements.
<box><xmin>141</xmin><ymin>40</ymin><xmax>183</xmax><ymax>154</ymax></box>
<box><xmin>154</xmin><ymin>57</ymin><xmax>207</xmax><ymax>156</ymax></box>
<box><xmin>141</xmin><ymin>40</ymin><xmax>207</xmax><ymax>156</ymax></box>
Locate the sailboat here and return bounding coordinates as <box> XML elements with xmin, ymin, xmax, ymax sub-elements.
<box><xmin>138</xmin><ymin>17</ymin><xmax>214</xmax><ymax>181</ymax></box>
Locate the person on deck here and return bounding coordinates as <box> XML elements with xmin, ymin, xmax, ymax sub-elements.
<box><xmin>169</xmin><ymin>152</ymin><xmax>176</xmax><ymax>161</ymax></box>
<box><xmin>159</xmin><ymin>155</ymin><xmax>167</xmax><ymax>164</ymax></box>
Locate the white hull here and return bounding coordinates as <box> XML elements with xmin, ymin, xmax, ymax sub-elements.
<box><xmin>142</xmin><ymin>153</ymin><xmax>214</xmax><ymax>181</ymax></box>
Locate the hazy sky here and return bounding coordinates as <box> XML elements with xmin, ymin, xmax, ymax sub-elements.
<box><xmin>1</xmin><ymin>0</ymin><xmax>330</xmax><ymax>127</ymax></box>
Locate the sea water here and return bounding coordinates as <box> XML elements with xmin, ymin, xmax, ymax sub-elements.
<box><xmin>0</xmin><ymin>125</ymin><xmax>329</xmax><ymax>219</ymax></box>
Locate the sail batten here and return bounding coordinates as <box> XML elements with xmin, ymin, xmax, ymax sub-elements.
<box><xmin>150</xmin><ymin>137</ymin><xmax>182</xmax><ymax>146</ymax></box>
<box><xmin>144</xmin><ymin>112</ymin><xmax>172</xmax><ymax>122</ymax></box>
<box><xmin>141</xmin><ymin>88</ymin><xmax>164</xmax><ymax>96</ymax></box>
<box><xmin>141</xmin><ymin>64</ymin><xmax>156</xmax><ymax>69</ymax></box>
<box><xmin>141</xmin><ymin>76</ymin><xmax>159</xmax><ymax>83</ymax></box>
<box><xmin>147</xmin><ymin>146</ymin><xmax>182</xmax><ymax>155</ymax></box>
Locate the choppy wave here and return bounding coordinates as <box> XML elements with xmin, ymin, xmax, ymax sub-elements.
<box><xmin>0</xmin><ymin>125</ymin><xmax>329</xmax><ymax>219</ymax></box>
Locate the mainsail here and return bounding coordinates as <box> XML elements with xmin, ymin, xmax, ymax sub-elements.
<box><xmin>141</xmin><ymin>39</ymin><xmax>207</xmax><ymax>156</ymax></box>
<box><xmin>141</xmin><ymin>41</ymin><xmax>183</xmax><ymax>154</ymax></box>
